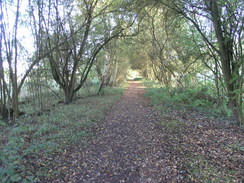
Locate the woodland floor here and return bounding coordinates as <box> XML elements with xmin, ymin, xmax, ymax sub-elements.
<box><xmin>43</xmin><ymin>81</ymin><xmax>243</xmax><ymax>183</ymax></box>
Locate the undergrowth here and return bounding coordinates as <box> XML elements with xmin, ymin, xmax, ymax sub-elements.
<box><xmin>144</xmin><ymin>80</ymin><xmax>232</xmax><ymax>118</ymax></box>
<box><xmin>146</xmin><ymin>80</ymin><xmax>243</xmax><ymax>182</ymax></box>
<box><xmin>0</xmin><ymin>86</ymin><xmax>124</xmax><ymax>182</ymax></box>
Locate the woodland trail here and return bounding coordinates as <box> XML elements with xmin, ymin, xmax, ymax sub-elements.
<box><xmin>50</xmin><ymin>81</ymin><xmax>184</xmax><ymax>183</ymax></box>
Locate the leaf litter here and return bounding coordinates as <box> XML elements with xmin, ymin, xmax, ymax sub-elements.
<box><xmin>40</xmin><ymin>81</ymin><xmax>243</xmax><ymax>183</ymax></box>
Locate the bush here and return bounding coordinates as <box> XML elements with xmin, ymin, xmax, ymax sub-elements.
<box><xmin>0</xmin><ymin>120</ymin><xmax>6</xmax><ymax>127</ymax></box>
<box><xmin>144</xmin><ymin>81</ymin><xmax>232</xmax><ymax>117</ymax></box>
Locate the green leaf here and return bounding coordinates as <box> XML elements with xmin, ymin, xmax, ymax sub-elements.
<box><xmin>0</xmin><ymin>167</ymin><xmax>7</xmax><ymax>177</ymax></box>
<box><xmin>10</xmin><ymin>174</ymin><xmax>22</xmax><ymax>182</ymax></box>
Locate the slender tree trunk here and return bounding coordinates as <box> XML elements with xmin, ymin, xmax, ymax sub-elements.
<box><xmin>0</xmin><ymin>59</ymin><xmax>7</xmax><ymax>118</ymax></box>
<box><xmin>98</xmin><ymin>48</ymin><xmax>111</xmax><ymax>93</ymax></box>
<box><xmin>214</xmin><ymin>59</ymin><xmax>220</xmax><ymax>97</ymax></box>
<box><xmin>11</xmin><ymin>72</ymin><xmax>19</xmax><ymax>121</ymax></box>
<box><xmin>111</xmin><ymin>62</ymin><xmax>119</xmax><ymax>86</ymax></box>
<box><xmin>96</xmin><ymin>63</ymin><xmax>103</xmax><ymax>82</ymax></box>
<box><xmin>12</xmin><ymin>87</ymin><xmax>19</xmax><ymax>120</ymax></box>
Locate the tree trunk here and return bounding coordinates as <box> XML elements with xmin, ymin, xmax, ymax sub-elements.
<box><xmin>110</xmin><ymin>62</ymin><xmax>119</xmax><ymax>86</ymax></box>
<box><xmin>210</xmin><ymin>0</ymin><xmax>242</xmax><ymax>124</ymax></box>
<box><xmin>63</xmin><ymin>86</ymin><xmax>74</xmax><ymax>104</ymax></box>
<box><xmin>0</xmin><ymin>67</ymin><xmax>8</xmax><ymax>118</ymax></box>
<box><xmin>98</xmin><ymin>48</ymin><xmax>111</xmax><ymax>94</ymax></box>
<box><xmin>12</xmin><ymin>79</ymin><xmax>19</xmax><ymax>121</ymax></box>
<box><xmin>96</xmin><ymin>63</ymin><xmax>103</xmax><ymax>82</ymax></box>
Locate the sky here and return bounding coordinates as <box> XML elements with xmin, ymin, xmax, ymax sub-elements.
<box><xmin>2</xmin><ymin>0</ymin><xmax>35</xmax><ymax>78</ymax></box>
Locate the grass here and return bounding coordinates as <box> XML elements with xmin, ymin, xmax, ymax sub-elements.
<box><xmin>0</xmin><ymin>86</ymin><xmax>124</xmax><ymax>182</ymax></box>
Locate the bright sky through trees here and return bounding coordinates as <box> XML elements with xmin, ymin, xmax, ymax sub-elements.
<box><xmin>2</xmin><ymin>0</ymin><xmax>34</xmax><ymax>77</ymax></box>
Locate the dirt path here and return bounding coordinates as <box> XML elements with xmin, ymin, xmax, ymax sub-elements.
<box><xmin>44</xmin><ymin>81</ymin><xmax>244</xmax><ymax>183</ymax></box>
<box><xmin>52</xmin><ymin>81</ymin><xmax>182</xmax><ymax>183</ymax></box>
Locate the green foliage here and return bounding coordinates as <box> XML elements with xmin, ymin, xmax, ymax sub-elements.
<box><xmin>227</xmin><ymin>143</ymin><xmax>244</xmax><ymax>152</ymax></box>
<box><xmin>36</xmin><ymin>123</ymin><xmax>57</xmax><ymax>136</ymax></box>
<box><xmin>0</xmin><ymin>120</ymin><xmax>6</xmax><ymax>127</ymax></box>
<box><xmin>24</xmin><ymin>141</ymin><xmax>59</xmax><ymax>155</ymax></box>
<box><xmin>75</xmin><ymin>82</ymin><xmax>100</xmax><ymax>97</ymax></box>
<box><xmin>0</xmin><ymin>86</ymin><xmax>124</xmax><ymax>182</ymax></box>
<box><xmin>133</xmin><ymin>77</ymin><xmax>142</xmax><ymax>81</ymax></box>
<box><xmin>103</xmin><ymin>86</ymin><xmax>125</xmax><ymax>95</ymax></box>
<box><xmin>0</xmin><ymin>136</ymin><xmax>35</xmax><ymax>183</ymax></box>
<box><xmin>10</xmin><ymin>125</ymin><xmax>35</xmax><ymax>136</ymax></box>
<box><xmin>145</xmin><ymin>81</ymin><xmax>232</xmax><ymax>117</ymax></box>
<box><xmin>186</xmin><ymin>155</ymin><xmax>237</xmax><ymax>182</ymax></box>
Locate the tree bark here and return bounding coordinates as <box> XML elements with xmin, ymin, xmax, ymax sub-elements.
<box><xmin>110</xmin><ymin>62</ymin><xmax>119</xmax><ymax>86</ymax></box>
<box><xmin>98</xmin><ymin>47</ymin><xmax>111</xmax><ymax>94</ymax></box>
<box><xmin>210</xmin><ymin>0</ymin><xmax>242</xmax><ymax>124</ymax></box>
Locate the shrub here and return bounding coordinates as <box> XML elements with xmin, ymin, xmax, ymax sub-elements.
<box><xmin>144</xmin><ymin>81</ymin><xmax>232</xmax><ymax>117</ymax></box>
<box><xmin>0</xmin><ymin>120</ymin><xmax>6</xmax><ymax>127</ymax></box>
